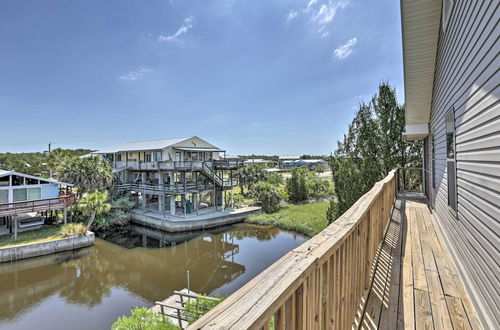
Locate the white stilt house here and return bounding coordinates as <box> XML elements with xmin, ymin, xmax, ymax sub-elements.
<box><xmin>91</xmin><ymin>136</ymin><xmax>241</xmax><ymax>217</ymax></box>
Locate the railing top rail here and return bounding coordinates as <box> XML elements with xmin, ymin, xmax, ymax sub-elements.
<box><xmin>189</xmin><ymin>169</ymin><xmax>398</xmax><ymax>329</ymax></box>
<box><xmin>0</xmin><ymin>194</ymin><xmax>76</xmax><ymax>207</ymax></box>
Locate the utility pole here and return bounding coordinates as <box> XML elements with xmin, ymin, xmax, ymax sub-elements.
<box><xmin>48</xmin><ymin>142</ymin><xmax>53</xmax><ymax>178</ymax></box>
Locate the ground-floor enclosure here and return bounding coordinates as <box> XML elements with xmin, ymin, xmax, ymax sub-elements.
<box><xmin>117</xmin><ymin>166</ymin><xmax>238</xmax><ymax>217</ymax></box>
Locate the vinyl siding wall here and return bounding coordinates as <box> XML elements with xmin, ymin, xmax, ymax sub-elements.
<box><xmin>427</xmin><ymin>0</ymin><xmax>499</xmax><ymax>328</ymax></box>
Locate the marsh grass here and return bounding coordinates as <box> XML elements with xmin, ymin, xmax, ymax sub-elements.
<box><xmin>246</xmin><ymin>201</ymin><xmax>329</xmax><ymax>237</ymax></box>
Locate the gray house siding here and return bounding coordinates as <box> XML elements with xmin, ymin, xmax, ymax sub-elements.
<box><xmin>427</xmin><ymin>0</ymin><xmax>499</xmax><ymax>328</ymax></box>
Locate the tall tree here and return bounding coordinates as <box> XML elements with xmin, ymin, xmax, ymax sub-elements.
<box><xmin>47</xmin><ymin>148</ymin><xmax>71</xmax><ymax>178</ymax></box>
<box><xmin>236</xmin><ymin>164</ymin><xmax>268</xmax><ymax>194</ymax></box>
<box><xmin>327</xmin><ymin>82</ymin><xmax>422</xmax><ymax>221</ymax></box>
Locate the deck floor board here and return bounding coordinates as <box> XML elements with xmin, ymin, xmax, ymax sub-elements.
<box><xmin>358</xmin><ymin>195</ymin><xmax>481</xmax><ymax>329</ymax></box>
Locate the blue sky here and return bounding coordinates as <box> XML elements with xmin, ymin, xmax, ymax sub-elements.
<box><xmin>0</xmin><ymin>0</ymin><xmax>404</xmax><ymax>155</ymax></box>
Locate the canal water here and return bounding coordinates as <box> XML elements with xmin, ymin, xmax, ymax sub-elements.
<box><xmin>0</xmin><ymin>224</ymin><xmax>307</xmax><ymax>330</ymax></box>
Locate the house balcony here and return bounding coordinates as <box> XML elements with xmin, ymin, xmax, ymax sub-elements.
<box><xmin>189</xmin><ymin>168</ymin><xmax>482</xmax><ymax>329</ymax></box>
<box><xmin>0</xmin><ymin>194</ymin><xmax>76</xmax><ymax>217</ymax></box>
<box><xmin>114</xmin><ymin>160</ymin><xmax>242</xmax><ymax>172</ymax></box>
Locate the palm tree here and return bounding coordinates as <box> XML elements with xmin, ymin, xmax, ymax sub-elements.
<box><xmin>58</xmin><ymin>156</ymin><xmax>114</xmax><ymax>198</ymax></box>
<box><xmin>78</xmin><ymin>191</ymin><xmax>111</xmax><ymax>230</ymax></box>
<box><xmin>46</xmin><ymin>148</ymin><xmax>71</xmax><ymax>178</ymax></box>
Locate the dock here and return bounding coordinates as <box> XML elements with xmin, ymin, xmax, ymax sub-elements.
<box><xmin>150</xmin><ymin>289</ymin><xmax>220</xmax><ymax>329</ymax></box>
<box><xmin>130</xmin><ymin>206</ymin><xmax>261</xmax><ymax>232</ymax></box>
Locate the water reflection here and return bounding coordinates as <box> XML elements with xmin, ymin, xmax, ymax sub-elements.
<box><xmin>0</xmin><ymin>223</ymin><xmax>306</xmax><ymax>330</ymax></box>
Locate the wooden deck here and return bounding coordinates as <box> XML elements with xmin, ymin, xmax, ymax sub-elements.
<box><xmin>357</xmin><ymin>194</ymin><xmax>482</xmax><ymax>329</ymax></box>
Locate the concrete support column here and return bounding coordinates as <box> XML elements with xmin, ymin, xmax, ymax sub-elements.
<box><xmin>181</xmin><ymin>173</ymin><xmax>186</xmax><ymax>192</ymax></box>
<box><xmin>221</xmin><ymin>191</ymin><xmax>225</xmax><ymax>211</ymax></box>
<box><xmin>13</xmin><ymin>216</ymin><xmax>18</xmax><ymax>240</ymax></box>
<box><xmin>170</xmin><ymin>195</ymin><xmax>176</xmax><ymax>215</ymax></box>
<box><xmin>63</xmin><ymin>208</ymin><xmax>67</xmax><ymax>224</ymax></box>
<box><xmin>158</xmin><ymin>172</ymin><xmax>164</xmax><ymax>188</ymax></box>
<box><xmin>141</xmin><ymin>172</ymin><xmax>147</xmax><ymax>209</ymax></box>
<box><xmin>192</xmin><ymin>193</ymin><xmax>199</xmax><ymax>215</ymax></box>
<box><xmin>181</xmin><ymin>195</ymin><xmax>186</xmax><ymax>217</ymax></box>
<box><xmin>169</xmin><ymin>173</ymin><xmax>174</xmax><ymax>190</ymax></box>
<box><xmin>159</xmin><ymin>194</ymin><xmax>165</xmax><ymax>213</ymax></box>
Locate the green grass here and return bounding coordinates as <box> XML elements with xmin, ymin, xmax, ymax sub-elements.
<box><xmin>246</xmin><ymin>201</ymin><xmax>329</xmax><ymax>237</ymax></box>
<box><xmin>0</xmin><ymin>225</ymin><xmax>64</xmax><ymax>248</ymax></box>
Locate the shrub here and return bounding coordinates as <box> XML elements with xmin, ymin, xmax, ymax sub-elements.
<box><xmin>285</xmin><ymin>166</ymin><xmax>311</xmax><ymax>202</ymax></box>
<box><xmin>226</xmin><ymin>192</ymin><xmax>245</xmax><ymax>207</ymax></box>
<box><xmin>182</xmin><ymin>295</ymin><xmax>225</xmax><ymax>324</ymax></box>
<box><xmin>112</xmin><ymin>307</ymin><xmax>179</xmax><ymax>330</ymax></box>
<box><xmin>306</xmin><ymin>178</ymin><xmax>332</xmax><ymax>200</ymax></box>
<box><xmin>326</xmin><ymin>199</ymin><xmax>339</xmax><ymax>224</ymax></box>
<box><xmin>60</xmin><ymin>223</ymin><xmax>87</xmax><ymax>237</ymax></box>
<box><xmin>251</xmin><ymin>181</ymin><xmax>282</xmax><ymax>213</ymax></box>
<box><xmin>267</xmin><ymin>173</ymin><xmax>284</xmax><ymax>186</ymax></box>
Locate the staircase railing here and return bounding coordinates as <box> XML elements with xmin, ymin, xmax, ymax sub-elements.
<box><xmin>202</xmin><ymin>163</ymin><xmax>224</xmax><ymax>187</ymax></box>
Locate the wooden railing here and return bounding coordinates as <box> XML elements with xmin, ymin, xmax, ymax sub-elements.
<box><xmin>115</xmin><ymin>160</ymin><xmax>243</xmax><ymax>171</ymax></box>
<box><xmin>189</xmin><ymin>170</ymin><xmax>398</xmax><ymax>329</ymax></box>
<box><xmin>0</xmin><ymin>194</ymin><xmax>76</xmax><ymax>217</ymax></box>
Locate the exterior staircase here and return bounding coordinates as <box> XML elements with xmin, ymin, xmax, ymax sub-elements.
<box><xmin>202</xmin><ymin>163</ymin><xmax>236</xmax><ymax>189</ymax></box>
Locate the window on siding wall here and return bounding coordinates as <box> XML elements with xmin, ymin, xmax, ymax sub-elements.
<box><xmin>446</xmin><ymin>108</ymin><xmax>457</xmax><ymax>211</ymax></box>
<box><xmin>27</xmin><ymin>187</ymin><xmax>41</xmax><ymax>201</ymax></box>
<box><xmin>13</xmin><ymin>188</ymin><xmax>27</xmax><ymax>202</ymax></box>
<box><xmin>11</xmin><ymin>175</ymin><xmax>24</xmax><ymax>186</ymax></box>
<box><xmin>117</xmin><ymin>154</ymin><xmax>122</xmax><ymax>161</ymax></box>
<box><xmin>25</xmin><ymin>177</ymin><xmax>39</xmax><ymax>185</ymax></box>
<box><xmin>145</xmin><ymin>153</ymin><xmax>152</xmax><ymax>162</ymax></box>
<box><xmin>154</xmin><ymin>152</ymin><xmax>162</xmax><ymax>161</ymax></box>
<box><xmin>0</xmin><ymin>176</ymin><xmax>9</xmax><ymax>187</ymax></box>
<box><xmin>0</xmin><ymin>190</ymin><xmax>8</xmax><ymax>203</ymax></box>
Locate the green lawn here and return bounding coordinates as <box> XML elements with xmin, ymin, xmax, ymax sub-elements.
<box><xmin>0</xmin><ymin>225</ymin><xmax>64</xmax><ymax>248</ymax></box>
<box><xmin>246</xmin><ymin>201</ymin><xmax>329</xmax><ymax>237</ymax></box>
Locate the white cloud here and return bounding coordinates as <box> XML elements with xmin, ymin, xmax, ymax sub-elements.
<box><xmin>158</xmin><ymin>16</ymin><xmax>194</xmax><ymax>42</ymax></box>
<box><xmin>304</xmin><ymin>0</ymin><xmax>318</xmax><ymax>13</ymax></box>
<box><xmin>118</xmin><ymin>66</ymin><xmax>152</xmax><ymax>81</ymax></box>
<box><xmin>287</xmin><ymin>10</ymin><xmax>299</xmax><ymax>22</ymax></box>
<box><xmin>334</xmin><ymin>37</ymin><xmax>357</xmax><ymax>59</ymax></box>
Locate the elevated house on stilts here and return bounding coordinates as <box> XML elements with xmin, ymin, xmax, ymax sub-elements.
<box><xmin>91</xmin><ymin>136</ymin><xmax>255</xmax><ymax>231</ymax></box>
<box><xmin>0</xmin><ymin>170</ymin><xmax>75</xmax><ymax>239</ymax></box>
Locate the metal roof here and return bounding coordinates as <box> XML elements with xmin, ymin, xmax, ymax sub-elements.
<box><xmin>279</xmin><ymin>155</ymin><xmax>300</xmax><ymax>160</ymax></box>
<box><xmin>0</xmin><ymin>170</ymin><xmax>74</xmax><ymax>186</ymax></box>
<box><xmin>92</xmin><ymin>137</ymin><xmax>194</xmax><ymax>154</ymax></box>
<box><xmin>175</xmin><ymin>147</ymin><xmax>223</xmax><ymax>152</ymax></box>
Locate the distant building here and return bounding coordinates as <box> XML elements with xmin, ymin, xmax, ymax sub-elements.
<box><xmin>281</xmin><ymin>159</ymin><xmax>329</xmax><ymax>171</ymax></box>
<box><xmin>278</xmin><ymin>155</ymin><xmax>300</xmax><ymax>161</ymax></box>
<box><xmin>243</xmin><ymin>159</ymin><xmax>274</xmax><ymax>167</ymax></box>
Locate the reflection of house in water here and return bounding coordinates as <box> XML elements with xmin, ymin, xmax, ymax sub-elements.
<box><xmin>119</xmin><ymin>225</ymin><xmax>246</xmax><ymax>296</ymax></box>
<box><xmin>0</xmin><ymin>228</ymin><xmax>246</xmax><ymax>323</ymax></box>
